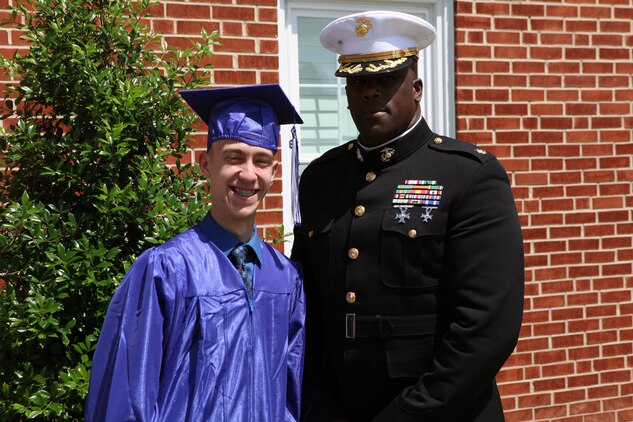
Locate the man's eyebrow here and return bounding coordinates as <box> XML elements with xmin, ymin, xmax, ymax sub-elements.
<box><xmin>222</xmin><ymin>146</ymin><xmax>245</xmax><ymax>154</ymax></box>
<box><xmin>254</xmin><ymin>152</ymin><xmax>274</xmax><ymax>160</ymax></box>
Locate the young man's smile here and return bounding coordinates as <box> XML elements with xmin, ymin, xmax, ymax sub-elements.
<box><xmin>231</xmin><ymin>186</ymin><xmax>259</xmax><ymax>198</ymax></box>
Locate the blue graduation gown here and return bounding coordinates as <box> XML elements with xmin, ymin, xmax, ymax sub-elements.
<box><xmin>85</xmin><ymin>221</ymin><xmax>305</xmax><ymax>421</ymax></box>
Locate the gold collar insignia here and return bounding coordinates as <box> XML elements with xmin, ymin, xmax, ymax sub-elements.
<box><xmin>381</xmin><ymin>147</ymin><xmax>395</xmax><ymax>162</ymax></box>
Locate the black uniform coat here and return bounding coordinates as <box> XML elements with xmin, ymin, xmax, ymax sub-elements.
<box><xmin>292</xmin><ymin>117</ymin><xmax>524</xmax><ymax>422</ymax></box>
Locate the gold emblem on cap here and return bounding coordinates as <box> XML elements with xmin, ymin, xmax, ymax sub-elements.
<box><xmin>355</xmin><ymin>17</ymin><xmax>372</xmax><ymax>37</ymax></box>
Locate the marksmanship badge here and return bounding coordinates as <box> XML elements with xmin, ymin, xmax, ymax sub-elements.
<box><xmin>394</xmin><ymin>207</ymin><xmax>411</xmax><ymax>224</ymax></box>
<box><xmin>421</xmin><ymin>207</ymin><xmax>434</xmax><ymax>223</ymax></box>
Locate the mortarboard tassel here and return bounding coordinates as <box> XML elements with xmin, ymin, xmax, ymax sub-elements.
<box><xmin>290</xmin><ymin>124</ymin><xmax>301</xmax><ymax>227</ymax></box>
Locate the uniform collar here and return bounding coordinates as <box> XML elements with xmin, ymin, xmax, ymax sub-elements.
<box><xmin>197</xmin><ymin>212</ymin><xmax>263</xmax><ymax>265</ymax></box>
<box><xmin>354</xmin><ymin>116</ymin><xmax>434</xmax><ymax>169</ymax></box>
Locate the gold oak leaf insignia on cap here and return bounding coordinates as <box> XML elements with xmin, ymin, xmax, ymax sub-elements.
<box><xmin>338</xmin><ymin>63</ymin><xmax>363</xmax><ymax>74</ymax></box>
<box><xmin>355</xmin><ymin>17</ymin><xmax>372</xmax><ymax>37</ymax></box>
<box><xmin>367</xmin><ymin>58</ymin><xmax>408</xmax><ymax>73</ymax></box>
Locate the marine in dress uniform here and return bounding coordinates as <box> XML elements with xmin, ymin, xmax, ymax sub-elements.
<box><xmin>292</xmin><ymin>11</ymin><xmax>524</xmax><ymax>422</ymax></box>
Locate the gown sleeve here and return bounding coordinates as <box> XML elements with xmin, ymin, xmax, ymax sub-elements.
<box><xmin>85</xmin><ymin>249</ymin><xmax>171</xmax><ymax>422</ymax></box>
<box><xmin>285</xmin><ymin>266</ymin><xmax>307</xmax><ymax>422</ymax></box>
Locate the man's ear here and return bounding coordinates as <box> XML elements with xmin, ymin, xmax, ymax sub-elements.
<box><xmin>413</xmin><ymin>77</ymin><xmax>423</xmax><ymax>103</ymax></box>
<box><xmin>271</xmin><ymin>159</ymin><xmax>280</xmax><ymax>178</ymax></box>
<box><xmin>198</xmin><ymin>151</ymin><xmax>210</xmax><ymax>178</ymax></box>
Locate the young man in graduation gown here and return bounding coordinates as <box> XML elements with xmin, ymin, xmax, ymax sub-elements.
<box><xmin>292</xmin><ymin>11</ymin><xmax>524</xmax><ymax>422</ymax></box>
<box><xmin>85</xmin><ymin>84</ymin><xmax>306</xmax><ymax>422</ymax></box>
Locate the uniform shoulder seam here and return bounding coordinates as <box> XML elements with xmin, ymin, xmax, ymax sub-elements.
<box><xmin>428</xmin><ymin>136</ymin><xmax>495</xmax><ymax>164</ymax></box>
<box><xmin>303</xmin><ymin>141</ymin><xmax>355</xmax><ymax>174</ymax></box>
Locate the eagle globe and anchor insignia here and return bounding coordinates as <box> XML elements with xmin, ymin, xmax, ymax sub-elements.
<box><xmin>355</xmin><ymin>17</ymin><xmax>372</xmax><ymax>37</ymax></box>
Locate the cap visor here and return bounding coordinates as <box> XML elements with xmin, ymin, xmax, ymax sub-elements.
<box><xmin>335</xmin><ymin>56</ymin><xmax>414</xmax><ymax>77</ymax></box>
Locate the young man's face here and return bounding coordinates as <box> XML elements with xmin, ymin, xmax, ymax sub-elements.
<box><xmin>200</xmin><ymin>139</ymin><xmax>278</xmax><ymax>234</ymax></box>
<box><xmin>345</xmin><ymin>65</ymin><xmax>422</xmax><ymax>147</ymax></box>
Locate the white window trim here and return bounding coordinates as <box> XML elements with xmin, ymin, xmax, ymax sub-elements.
<box><xmin>278</xmin><ymin>0</ymin><xmax>455</xmax><ymax>253</ymax></box>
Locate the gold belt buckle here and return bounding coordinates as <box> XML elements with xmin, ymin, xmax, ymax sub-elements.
<box><xmin>345</xmin><ymin>313</ymin><xmax>356</xmax><ymax>339</ymax></box>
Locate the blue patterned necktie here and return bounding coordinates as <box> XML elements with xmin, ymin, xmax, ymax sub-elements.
<box><xmin>230</xmin><ymin>244</ymin><xmax>253</xmax><ymax>311</ymax></box>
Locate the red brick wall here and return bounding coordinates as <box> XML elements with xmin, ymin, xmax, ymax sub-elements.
<box><xmin>455</xmin><ymin>1</ymin><xmax>633</xmax><ymax>421</ymax></box>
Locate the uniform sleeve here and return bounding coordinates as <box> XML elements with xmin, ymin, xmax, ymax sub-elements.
<box><xmin>85</xmin><ymin>250</ymin><xmax>168</xmax><ymax>422</ymax></box>
<box><xmin>375</xmin><ymin>159</ymin><xmax>525</xmax><ymax>421</ymax></box>
<box><xmin>292</xmin><ymin>229</ymin><xmax>348</xmax><ymax>422</ymax></box>
<box><xmin>285</xmin><ymin>266</ymin><xmax>307</xmax><ymax>421</ymax></box>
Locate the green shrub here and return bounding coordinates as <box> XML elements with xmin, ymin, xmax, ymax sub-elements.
<box><xmin>0</xmin><ymin>0</ymin><xmax>216</xmax><ymax>419</ymax></box>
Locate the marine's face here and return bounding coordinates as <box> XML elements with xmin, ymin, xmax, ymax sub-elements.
<box><xmin>345</xmin><ymin>66</ymin><xmax>422</xmax><ymax>147</ymax></box>
<box><xmin>200</xmin><ymin>139</ymin><xmax>278</xmax><ymax>233</ymax></box>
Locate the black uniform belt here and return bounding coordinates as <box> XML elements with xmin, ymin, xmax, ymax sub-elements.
<box><xmin>345</xmin><ymin>313</ymin><xmax>436</xmax><ymax>339</ymax></box>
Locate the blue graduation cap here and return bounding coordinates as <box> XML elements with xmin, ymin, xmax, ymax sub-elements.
<box><xmin>179</xmin><ymin>84</ymin><xmax>302</xmax><ymax>152</ymax></box>
<box><xmin>180</xmin><ymin>84</ymin><xmax>305</xmax><ymax>226</ymax></box>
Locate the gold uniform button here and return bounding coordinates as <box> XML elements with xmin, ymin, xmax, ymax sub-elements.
<box><xmin>354</xmin><ymin>205</ymin><xmax>366</xmax><ymax>217</ymax></box>
<box><xmin>348</xmin><ymin>248</ymin><xmax>359</xmax><ymax>260</ymax></box>
<box><xmin>408</xmin><ymin>229</ymin><xmax>417</xmax><ymax>238</ymax></box>
<box><xmin>433</xmin><ymin>137</ymin><xmax>443</xmax><ymax>145</ymax></box>
<box><xmin>346</xmin><ymin>291</ymin><xmax>356</xmax><ymax>304</ymax></box>
<box><xmin>308</xmin><ymin>230</ymin><xmax>314</xmax><ymax>238</ymax></box>
<box><xmin>365</xmin><ymin>171</ymin><xmax>376</xmax><ymax>182</ymax></box>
